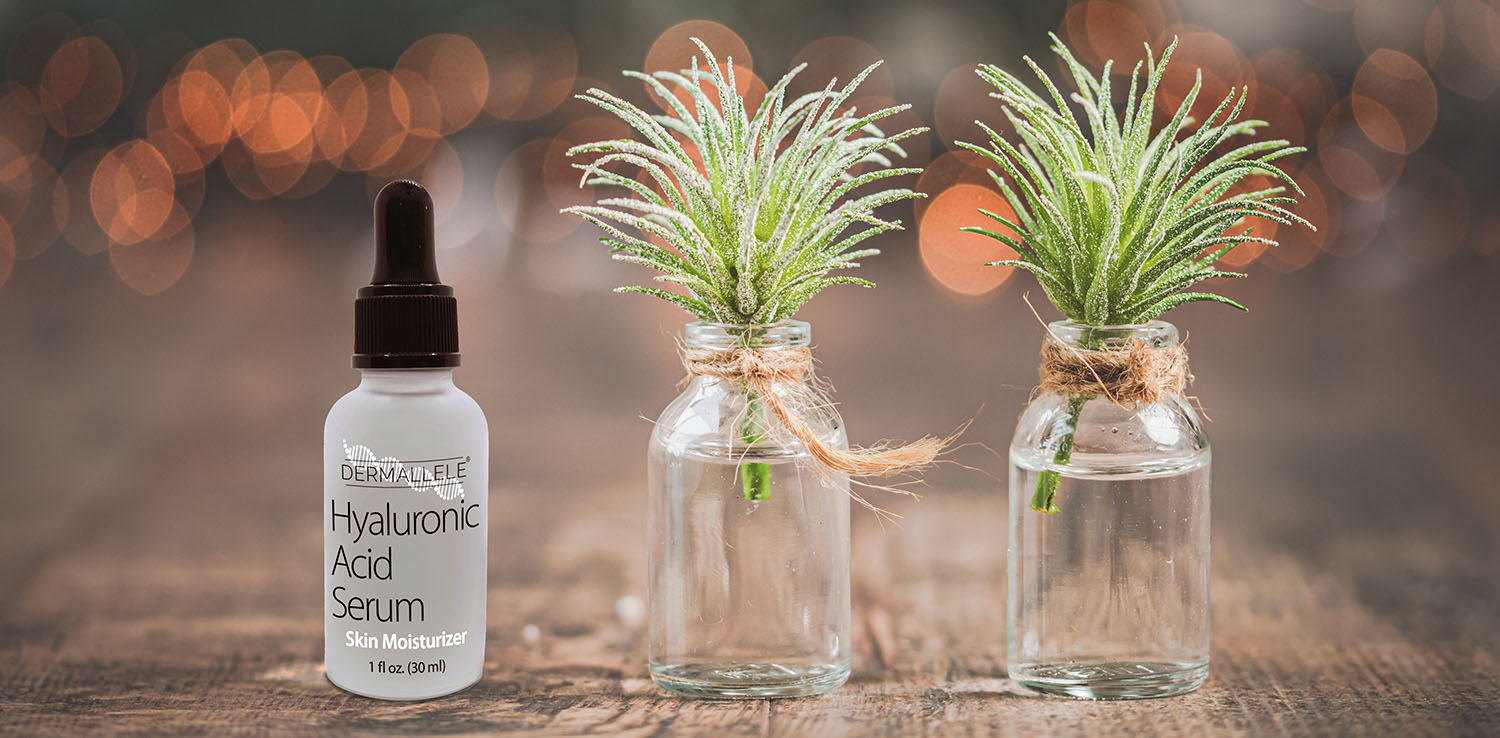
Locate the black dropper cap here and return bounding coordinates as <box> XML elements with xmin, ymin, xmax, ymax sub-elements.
<box><xmin>353</xmin><ymin>181</ymin><xmax>460</xmax><ymax>368</ymax></box>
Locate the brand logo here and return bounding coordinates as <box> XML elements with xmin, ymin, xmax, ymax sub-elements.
<box><xmin>341</xmin><ymin>440</ymin><xmax>465</xmax><ymax>500</ymax></box>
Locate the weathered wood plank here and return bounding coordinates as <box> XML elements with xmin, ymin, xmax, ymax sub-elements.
<box><xmin>2</xmin><ymin>472</ymin><xmax>1496</xmax><ymax>737</ymax></box>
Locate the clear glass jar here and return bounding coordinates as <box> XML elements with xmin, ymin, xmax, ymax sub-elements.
<box><xmin>647</xmin><ymin>320</ymin><xmax>852</xmax><ymax>699</ymax></box>
<box><xmin>1008</xmin><ymin>320</ymin><xmax>1210</xmax><ymax>699</ymax></box>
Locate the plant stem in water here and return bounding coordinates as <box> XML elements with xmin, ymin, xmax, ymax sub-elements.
<box><xmin>739</xmin><ymin>391</ymin><xmax>772</xmax><ymax>500</ymax></box>
<box><xmin>731</xmin><ymin>324</ymin><xmax>773</xmax><ymax>501</ymax></box>
<box><xmin>1029</xmin><ymin>393</ymin><xmax>1089</xmax><ymax>513</ymax></box>
<box><xmin>1031</xmin><ymin>327</ymin><xmax>1104</xmax><ymax>514</ymax></box>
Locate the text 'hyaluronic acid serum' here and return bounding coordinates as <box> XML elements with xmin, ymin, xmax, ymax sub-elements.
<box><xmin>324</xmin><ymin>180</ymin><xmax>488</xmax><ymax>700</ymax></box>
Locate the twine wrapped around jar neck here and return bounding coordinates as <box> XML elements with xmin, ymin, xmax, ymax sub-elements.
<box><xmin>680</xmin><ymin>345</ymin><xmax>952</xmax><ymax>478</ymax></box>
<box><xmin>1036</xmin><ymin>339</ymin><xmax>1190</xmax><ymax>406</ymax></box>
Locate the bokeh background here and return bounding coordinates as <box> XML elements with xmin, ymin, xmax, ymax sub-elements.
<box><xmin>1</xmin><ymin>0</ymin><xmax>1498</xmax><ymax>675</ymax></box>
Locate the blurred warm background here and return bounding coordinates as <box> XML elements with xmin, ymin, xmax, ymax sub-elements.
<box><xmin>2</xmin><ymin>0</ymin><xmax>1497</xmax><ymax>295</ymax></box>
<box><xmin>3</xmin><ymin>0</ymin><xmax>1498</xmax><ymax>586</ymax></box>
<box><xmin>0</xmin><ymin>3</ymin><xmax>1497</xmax><ymax>729</ymax></box>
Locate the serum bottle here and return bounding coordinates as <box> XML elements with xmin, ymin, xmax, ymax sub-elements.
<box><xmin>324</xmin><ymin>180</ymin><xmax>488</xmax><ymax>699</ymax></box>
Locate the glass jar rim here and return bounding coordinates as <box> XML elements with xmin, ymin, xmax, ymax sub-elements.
<box><xmin>1046</xmin><ymin>319</ymin><xmax>1178</xmax><ymax>349</ymax></box>
<box><xmin>684</xmin><ymin>320</ymin><xmax>811</xmax><ymax>349</ymax></box>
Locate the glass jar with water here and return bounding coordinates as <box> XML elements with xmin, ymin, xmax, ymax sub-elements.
<box><xmin>648</xmin><ymin>320</ymin><xmax>850</xmax><ymax>699</ymax></box>
<box><xmin>1008</xmin><ymin>320</ymin><xmax>1210</xmax><ymax>699</ymax></box>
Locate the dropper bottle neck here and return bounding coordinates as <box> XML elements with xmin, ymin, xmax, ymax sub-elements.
<box><xmin>358</xmin><ymin>368</ymin><xmax>457</xmax><ymax>394</ymax></box>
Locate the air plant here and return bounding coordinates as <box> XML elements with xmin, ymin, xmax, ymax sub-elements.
<box><xmin>958</xmin><ymin>34</ymin><xmax>1312</xmax><ymax>513</ymax></box>
<box><xmin>563</xmin><ymin>39</ymin><xmax>926</xmax><ymax>499</ymax></box>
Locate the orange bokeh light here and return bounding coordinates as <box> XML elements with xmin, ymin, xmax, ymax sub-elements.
<box><xmin>788</xmin><ymin>36</ymin><xmax>892</xmax><ymax>100</ymax></box>
<box><xmin>184</xmin><ymin>39</ymin><xmax>258</xmax><ymax>91</ymax></box>
<box><xmin>340</xmin><ymin>69</ymin><xmax>410</xmax><ymax>172</ymax></box>
<box><xmin>220</xmin><ymin>138</ymin><xmax>309</xmax><ymax>200</ymax></box>
<box><xmin>144</xmin><ymin>90</ymin><xmax>212</xmax><ymax>176</ymax></box>
<box><xmin>90</xmin><ymin>139</ymin><xmax>176</xmax><ymax>245</ymax></box>
<box><xmin>321</xmin><ymin>68</ymin><xmax>369</xmax><ymax>168</ymax></box>
<box><xmin>370</xmin><ymin>70</ymin><xmax>442</xmax><ymax>177</ymax></box>
<box><xmin>304</xmin><ymin>54</ymin><xmax>357</xmax><ymax>165</ymax></box>
<box><xmin>251</xmin><ymin>148</ymin><xmax>312</xmax><ymax>198</ymax></box>
<box><xmin>146</xmin><ymin>189</ymin><xmax>192</xmax><ymax>242</ymax></box>
<box><xmin>915</xmin><ymin>150</ymin><xmax>994</xmax><ymax>222</ymax></box>
<box><xmin>1318</xmin><ymin>145</ymin><xmax>1387</xmax><ymax>202</ymax></box>
<box><xmin>645</xmin><ymin>20</ymin><xmax>752</xmax><ymax>77</ymax></box>
<box><xmin>230</xmin><ymin>50</ymin><xmax>322</xmax><ymax>155</ymax></box>
<box><xmin>396</xmin><ymin>34</ymin><xmax>488</xmax><ymax>135</ymax></box>
<box><xmin>108</xmin><ymin>200</ymin><xmax>194</xmax><ymax>295</ymax></box>
<box><xmin>1154</xmin><ymin>27</ymin><xmax>1252</xmax><ymax>125</ymax></box>
<box><xmin>920</xmin><ymin>184</ymin><xmax>1021</xmax><ymax>297</ymax></box>
<box><xmin>39</xmin><ymin>35</ymin><xmax>124</xmax><ymax>137</ymax></box>
<box><xmin>267</xmin><ymin>92</ymin><xmax>317</xmax><ymax>153</ymax></box>
<box><xmin>1351</xmin><ymin>49</ymin><xmax>1437</xmax><ymax>155</ymax></box>
<box><xmin>1062</xmin><ymin>0</ymin><xmax>1168</xmax><ymax>73</ymax></box>
<box><xmin>0</xmin><ymin>84</ymin><xmax>47</xmax><ymax>187</ymax></box>
<box><xmin>1318</xmin><ymin>97</ymin><xmax>1405</xmax><ymax>202</ymax></box>
<box><xmin>161</xmin><ymin>69</ymin><xmax>234</xmax><ymax>155</ymax></box>
<box><xmin>1424</xmin><ymin>0</ymin><xmax>1500</xmax><ymax>99</ymax></box>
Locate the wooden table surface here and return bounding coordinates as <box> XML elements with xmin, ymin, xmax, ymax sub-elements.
<box><xmin>2</xmin><ymin>215</ymin><xmax>1497</xmax><ymax>736</ymax></box>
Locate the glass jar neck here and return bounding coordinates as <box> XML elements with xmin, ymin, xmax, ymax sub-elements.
<box><xmin>358</xmin><ymin>368</ymin><xmax>457</xmax><ymax>394</ymax></box>
<box><xmin>684</xmin><ymin>320</ymin><xmax>811</xmax><ymax>350</ymax></box>
<box><xmin>1047</xmin><ymin>320</ymin><xmax>1178</xmax><ymax>350</ymax></box>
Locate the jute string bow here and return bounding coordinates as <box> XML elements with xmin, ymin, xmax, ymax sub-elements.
<box><xmin>680</xmin><ymin>346</ymin><xmax>952</xmax><ymax>477</ymax></box>
<box><xmin>1037</xmin><ymin>340</ymin><xmax>1189</xmax><ymax>405</ymax></box>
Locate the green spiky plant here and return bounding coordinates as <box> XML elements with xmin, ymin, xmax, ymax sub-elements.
<box><xmin>958</xmin><ymin>34</ymin><xmax>1312</xmax><ymax>513</ymax></box>
<box><xmin>563</xmin><ymin>39</ymin><xmax>926</xmax><ymax>500</ymax></box>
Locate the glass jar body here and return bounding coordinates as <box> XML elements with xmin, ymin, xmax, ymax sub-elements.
<box><xmin>647</xmin><ymin>321</ymin><xmax>851</xmax><ymax>699</ymax></box>
<box><xmin>1007</xmin><ymin>321</ymin><xmax>1211</xmax><ymax>699</ymax></box>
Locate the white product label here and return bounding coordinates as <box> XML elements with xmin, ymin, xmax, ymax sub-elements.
<box><xmin>325</xmin><ymin>440</ymin><xmax>485</xmax><ymax>693</ymax></box>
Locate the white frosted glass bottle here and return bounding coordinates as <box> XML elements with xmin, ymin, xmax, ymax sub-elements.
<box><xmin>323</xmin><ymin>181</ymin><xmax>488</xmax><ymax>700</ymax></box>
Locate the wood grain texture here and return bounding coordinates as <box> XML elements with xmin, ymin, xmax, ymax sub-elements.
<box><xmin>1</xmin><ymin>230</ymin><xmax>1497</xmax><ymax>736</ymax></box>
